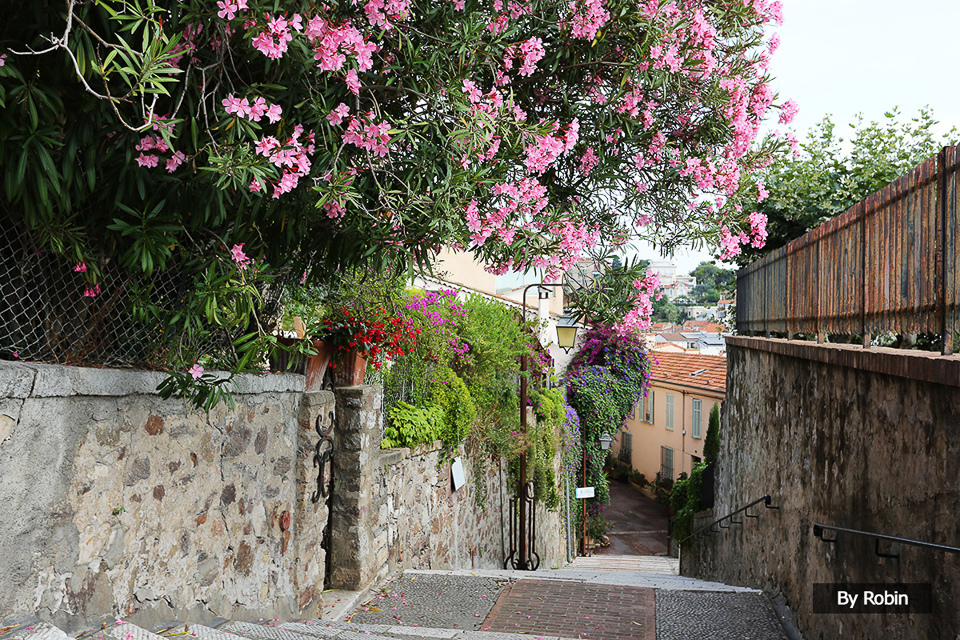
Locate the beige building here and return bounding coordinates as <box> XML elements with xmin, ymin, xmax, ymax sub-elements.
<box><xmin>613</xmin><ymin>352</ymin><xmax>726</xmax><ymax>483</ymax></box>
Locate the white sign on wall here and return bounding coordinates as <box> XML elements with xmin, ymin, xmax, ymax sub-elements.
<box><xmin>575</xmin><ymin>487</ymin><xmax>595</xmax><ymax>499</ymax></box>
<box><xmin>451</xmin><ymin>457</ymin><xmax>466</xmax><ymax>491</ymax></box>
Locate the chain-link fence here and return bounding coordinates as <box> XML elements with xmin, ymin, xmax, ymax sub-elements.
<box><xmin>1</xmin><ymin>220</ymin><xmax>287</xmax><ymax>369</ymax></box>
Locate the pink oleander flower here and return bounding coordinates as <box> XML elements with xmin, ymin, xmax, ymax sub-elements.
<box><xmin>188</xmin><ymin>364</ymin><xmax>204</xmax><ymax>380</ymax></box>
<box><xmin>779</xmin><ymin>99</ymin><xmax>799</xmax><ymax>125</ymax></box>
<box><xmin>327</xmin><ymin>103</ymin><xmax>350</xmax><ymax>126</ymax></box>
<box><xmin>165</xmin><ymin>151</ymin><xmax>185</xmax><ymax>173</ymax></box>
<box><xmin>135</xmin><ymin>154</ymin><xmax>159</xmax><ymax>168</ymax></box>
<box><xmin>230</xmin><ymin>243</ymin><xmax>251</xmax><ymax>268</ymax></box>
<box><xmin>83</xmin><ymin>285</ymin><xmax>101</xmax><ymax>298</ymax></box>
<box><xmin>345</xmin><ymin>69</ymin><xmax>361</xmax><ymax>95</ymax></box>
<box><xmin>265</xmin><ymin>103</ymin><xmax>282</xmax><ymax>124</ymax></box>
<box><xmin>74</xmin><ymin>262</ymin><xmax>87</xmax><ymax>273</ymax></box>
<box><xmin>0</xmin><ymin>53</ymin><xmax>6</xmax><ymax>67</ymax></box>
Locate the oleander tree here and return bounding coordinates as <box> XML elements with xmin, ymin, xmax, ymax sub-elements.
<box><xmin>0</xmin><ymin>0</ymin><xmax>793</xmax><ymax>387</ymax></box>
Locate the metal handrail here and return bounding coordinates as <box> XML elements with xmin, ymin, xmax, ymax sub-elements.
<box><xmin>813</xmin><ymin>523</ymin><xmax>960</xmax><ymax>555</ymax></box>
<box><xmin>678</xmin><ymin>495</ymin><xmax>778</xmax><ymax>546</ymax></box>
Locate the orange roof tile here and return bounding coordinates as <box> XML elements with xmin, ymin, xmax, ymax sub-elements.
<box><xmin>647</xmin><ymin>351</ymin><xmax>726</xmax><ymax>393</ymax></box>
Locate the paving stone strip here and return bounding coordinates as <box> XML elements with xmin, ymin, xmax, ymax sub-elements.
<box><xmin>656</xmin><ymin>590</ymin><xmax>791</xmax><ymax>640</ymax></box>
<box><xmin>344</xmin><ymin>574</ymin><xmax>507</xmax><ymax>630</ymax></box>
<box><xmin>481</xmin><ymin>579</ymin><xmax>657</xmax><ymax>640</ymax></box>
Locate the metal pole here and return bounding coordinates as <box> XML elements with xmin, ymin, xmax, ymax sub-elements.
<box><xmin>565</xmin><ymin>467</ymin><xmax>573</xmax><ymax>563</ymax></box>
<box><xmin>519</xmin><ymin>351</ymin><xmax>528</xmax><ymax>569</ymax></box>
<box><xmin>581</xmin><ymin>448</ymin><xmax>587</xmax><ymax>556</ymax></box>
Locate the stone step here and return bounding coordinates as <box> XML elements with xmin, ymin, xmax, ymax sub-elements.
<box><xmin>0</xmin><ymin>621</ymin><xmax>72</xmax><ymax>640</ymax></box>
<box><xmin>172</xmin><ymin>624</ymin><xmax>253</xmax><ymax>640</ymax></box>
<box><xmin>219</xmin><ymin>621</ymin><xmax>402</xmax><ymax>640</ymax></box>
<box><xmin>284</xmin><ymin>620</ymin><xmax>584</xmax><ymax>640</ymax></box>
<box><xmin>99</xmin><ymin>622</ymin><xmax>168</xmax><ymax>640</ymax></box>
<box><xmin>565</xmin><ymin>554</ymin><xmax>679</xmax><ymax>574</ymax></box>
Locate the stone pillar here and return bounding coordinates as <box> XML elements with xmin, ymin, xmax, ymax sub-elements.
<box><xmin>293</xmin><ymin>391</ymin><xmax>335</xmax><ymax>616</ymax></box>
<box><xmin>328</xmin><ymin>385</ymin><xmax>383</xmax><ymax>590</ymax></box>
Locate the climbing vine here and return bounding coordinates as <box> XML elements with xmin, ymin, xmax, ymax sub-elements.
<box><xmin>565</xmin><ymin>324</ymin><xmax>650</xmax><ymax>541</ymax></box>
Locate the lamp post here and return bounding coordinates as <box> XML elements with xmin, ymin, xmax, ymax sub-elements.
<box><xmin>509</xmin><ymin>283</ymin><xmax>578</xmax><ymax>571</ymax></box>
<box><xmin>581</xmin><ymin>431</ymin><xmax>614</xmax><ymax>556</ymax></box>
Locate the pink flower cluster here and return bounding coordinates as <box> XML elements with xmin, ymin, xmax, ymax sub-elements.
<box><xmin>615</xmin><ymin>271</ymin><xmax>662</xmax><ymax>334</ymax></box>
<box><xmin>251</xmin><ymin>125</ymin><xmax>316</xmax><ymax>197</ymax></box>
<box><xmin>779</xmin><ymin>99</ymin><xmax>799</xmax><ymax>125</ymax></box>
<box><xmin>0</xmin><ymin>53</ymin><xmax>7</xmax><ymax>67</ymax></box>
<box><xmin>304</xmin><ymin>15</ymin><xmax>377</xmax><ymax>73</ymax></box>
<box><xmin>222</xmin><ymin>94</ymin><xmax>282</xmax><ymax>123</ymax></box>
<box><xmin>405</xmin><ymin>290</ymin><xmax>471</xmax><ymax>364</ymax></box>
<box><xmin>341</xmin><ymin>113</ymin><xmax>392</xmax><ymax>158</ymax></box>
<box><xmin>523</xmin><ymin>119</ymin><xmax>579</xmax><ymax>174</ymax></box>
<box><xmin>135</xmin><ymin>135</ymin><xmax>185</xmax><ymax>173</ymax></box>
<box><xmin>230</xmin><ymin>243</ymin><xmax>251</xmax><ymax>269</ymax></box>
<box><xmin>216</xmin><ymin>0</ymin><xmax>248</xmax><ymax>20</ymax></box>
<box><xmin>362</xmin><ymin>0</ymin><xmax>412</xmax><ymax>30</ymax></box>
<box><xmin>252</xmin><ymin>13</ymin><xmax>303</xmax><ymax>60</ymax></box>
<box><xmin>504</xmin><ymin>37</ymin><xmax>545</xmax><ymax>77</ymax></box>
<box><xmin>568</xmin><ymin>0</ymin><xmax>610</xmax><ymax>40</ymax></box>
<box><xmin>718</xmin><ymin>211</ymin><xmax>767</xmax><ymax>259</ymax></box>
<box><xmin>578</xmin><ymin>147</ymin><xmax>599</xmax><ymax>176</ymax></box>
<box><xmin>83</xmin><ymin>285</ymin><xmax>101</xmax><ymax>298</ymax></box>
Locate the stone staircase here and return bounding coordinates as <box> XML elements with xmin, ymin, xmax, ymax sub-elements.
<box><xmin>0</xmin><ymin>563</ymin><xmax>800</xmax><ymax>640</ymax></box>
<box><xmin>0</xmin><ymin>618</ymin><xmax>586</xmax><ymax>640</ymax></box>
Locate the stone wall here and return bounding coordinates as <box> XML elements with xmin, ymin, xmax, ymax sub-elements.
<box><xmin>0</xmin><ymin>362</ymin><xmax>332</xmax><ymax>631</ymax></box>
<box><xmin>1</xmin><ymin>363</ymin><xmax>571</xmax><ymax>631</ymax></box>
<box><xmin>683</xmin><ymin>339</ymin><xmax>960</xmax><ymax>639</ymax></box>
<box><xmin>330</xmin><ymin>386</ymin><xmax>568</xmax><ymax>590</ymax></box>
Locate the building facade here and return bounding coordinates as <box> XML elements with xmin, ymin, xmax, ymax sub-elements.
<box><xmin>613</xmin><ymin>352</ymin><xmax>726</xmax><ymax>483</ymax></box>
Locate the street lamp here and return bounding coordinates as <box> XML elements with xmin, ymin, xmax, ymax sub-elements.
<box><xmin>507</xmin><ymin>283</ymin><xmax>579</xmax><ymax>571</ymax></box>
<box><xmin>599</xmin><ymin>432</ymin><xmax>614</xmax><ymax>450</ymax></box>
<box><xmin>555</xmin><ymin>313</ymin><xmax>580</xmax><ymax>354</ymax></box>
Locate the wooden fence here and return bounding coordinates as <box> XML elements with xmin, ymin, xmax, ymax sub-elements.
<box><xmin>737</xmin><ymin>146</ymin><xmax>960</xmax><ymax>355</ymax></box>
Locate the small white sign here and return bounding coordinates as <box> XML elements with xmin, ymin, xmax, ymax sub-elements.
<box><xmin>575</xmin><ymin>487</ymin><xmax>595</xmax><ymax>499</ymax></box>
<box><xmin>451</xmin><ymin>457</ymin><xmax>466</xmax><ymax>491</ymax></box>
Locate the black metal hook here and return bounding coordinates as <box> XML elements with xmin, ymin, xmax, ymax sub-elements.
<box><xmin>311</xmin><ymin>410</ymin><xmax>335</xmax><ymax>503</ymax></box>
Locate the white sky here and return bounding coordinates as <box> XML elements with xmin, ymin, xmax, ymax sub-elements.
<box><xmin>502</xmin><ymin>0</ymin><xmax>960</xmax><ymax>287</ymax></box>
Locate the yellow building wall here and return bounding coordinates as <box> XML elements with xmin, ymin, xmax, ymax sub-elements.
<box><xmin>613</xmin><ymin>384</ymin><xmax>722</xmax><ymax>483</ymax></box>
<box><xmin>433</xmin><ymin>248</ymin><xmax>498</xmax><ymax>295</ymax></box>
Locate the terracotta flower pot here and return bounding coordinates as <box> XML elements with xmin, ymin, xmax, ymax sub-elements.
<box><xmin>271</xmin><ymin>338</ymin><xmax>334</xmax><ymax>392</ymax></box>
<box><xmin>304</xmin><ymin>340</ymin><xmax>335</xmax><ymax>392</ymax></box>
<box><xmin>332</xmin><ymin>349</ymin><xmax>367</xmax><ymax>386</ymax></box>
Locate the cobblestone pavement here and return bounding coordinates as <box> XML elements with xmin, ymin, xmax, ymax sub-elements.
<box><xmin>344</xmin><ymin>573</ymin><xmax>508</xmax><ymax>630</ymax></box>
<box><xmin>481</xmin><ymin>579</ymin><xmax>656</xmax><ymax>640</ymax></box>
<box><xmin>341</xmin><ymin>568</ymin><xmax>799</xmax><ymax>640</ymax></box>
<box><xmin>656</xmin><ymin>591</ymin><xmax>791</xmax><ymax>640</ymax></box>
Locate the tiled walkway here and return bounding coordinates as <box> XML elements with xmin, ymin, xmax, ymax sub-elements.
<box><xmin>482</xmin><ymin>579</ymin><xmax>656</xmax><ymax>640</ymax></box>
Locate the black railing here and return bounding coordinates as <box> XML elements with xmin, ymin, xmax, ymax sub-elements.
<box><xmin>678</xmin><ymin>495</ymin><xmax>779</xmax><ymax>547</ymax></box>
<box><xmin>813</xmin><ymin>523</ymin><xmax>960</xmax><ymax>558</ymax></box>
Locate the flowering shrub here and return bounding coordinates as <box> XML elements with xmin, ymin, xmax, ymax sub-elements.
<box><xmin>3</xmin><ymin>0</ymin><xmax>793</xmax><ymax>382</ymax></box>
<box><xmin>565</xmin><ymin>322</ymin><xmax>651</xmax><ymax>538</ymax></box>
<box><xmin>318</xmin><ymin>307</ymin><xmax>419</xmax><ymax>370</ymax></box>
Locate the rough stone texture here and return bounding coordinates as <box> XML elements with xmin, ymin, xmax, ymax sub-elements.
<box><xmin>2</xmin><ymin>362</ymin><xmax>568</xmax><ymax>632</ymax></box>
<box><xmin>329</xmin><ymin>386</ymin><xmax>567</xmax><ymax>592</ymax></box>
<box><xmin>683</xmin><ymin>342</ymin><xmax>960</xmax><ymax>640</ymax></box>
<box><xmin>340</xmin><ymin>573</ymin><xmax>505</xmax><ymax>629</ymax></box>
<box><xmin>0</xmin><ymin>362</ymin><xmax>326</xmax><ymax>632</ymax></box>
<box><xmin>655</xmin><ymin>591</ymin><xmax>789</xmax><ymax>640</ymax></box>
